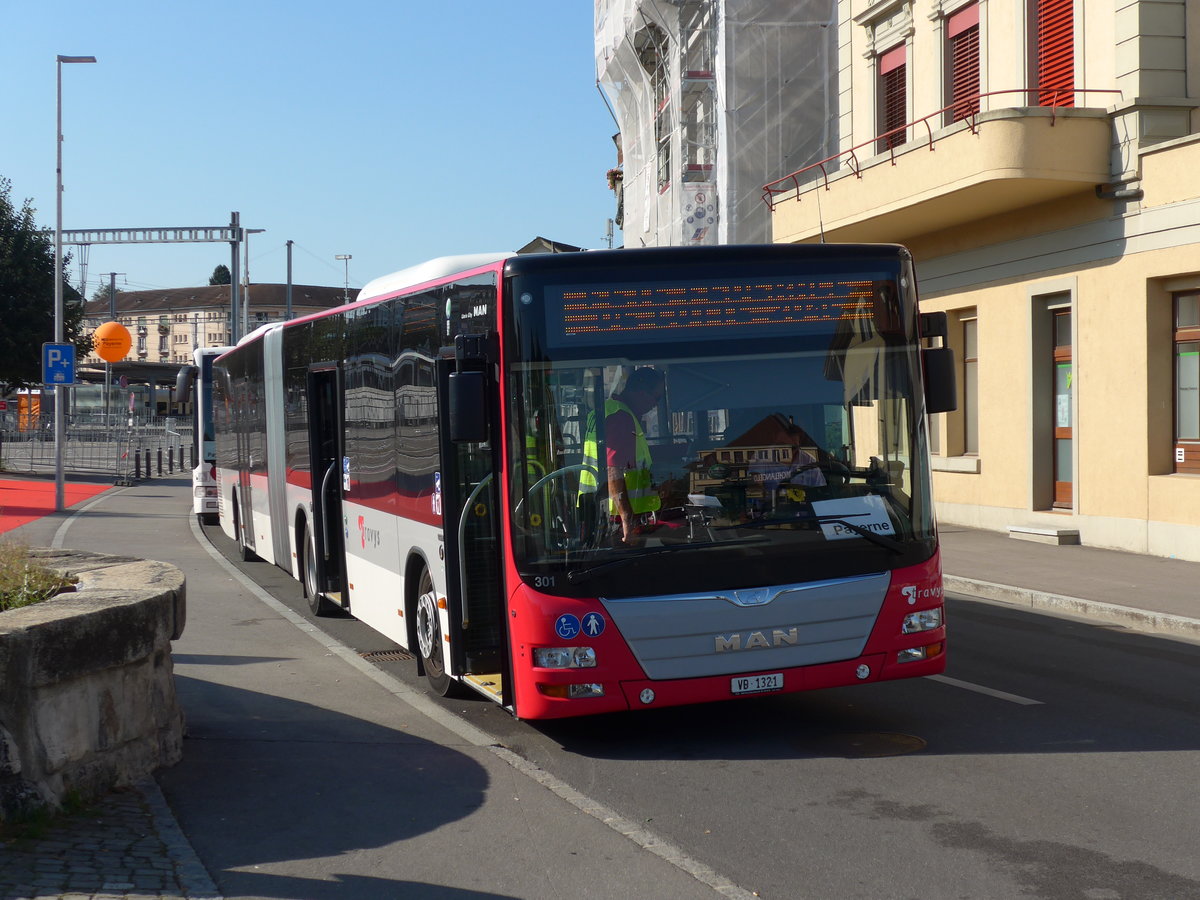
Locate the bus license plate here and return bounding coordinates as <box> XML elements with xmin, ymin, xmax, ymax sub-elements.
<box><xmin>731</xmin><ymin>673</ymin><xmax>783</xmax><ymax>695</ymax></box>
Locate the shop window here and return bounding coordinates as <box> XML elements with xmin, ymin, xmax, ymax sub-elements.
<box><xmin>962</xmin><ymin>316</ymin><xmax>979</xmax><ymax>454</ymax></box>
<box><xmin>1174</xmin><ymin>291</ymin><xmax>1200</xmax><ymax>474</ymax></box>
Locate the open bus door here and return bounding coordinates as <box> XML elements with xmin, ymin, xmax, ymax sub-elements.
<box><xmin>304</xmin><ymin>363</ymin><xmax>348</xmax><ymax>615</ymax></box>
<box><xmin>436</xmin><ymin>335</ymin><xmax>510</xmax><ymax>708</ymax></box>
<box><xmin>233</xmin><ymin>377</ymin><xmax>258</xmax><ymax>560</ymax></box>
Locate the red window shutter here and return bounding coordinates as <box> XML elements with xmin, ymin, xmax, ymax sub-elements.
<box><xmin>1037</xmin><ymin>0</ymin><xmax>1074</xmax><ymax>107</ymax></box>
<box><xmin>949</xmin><ymin>10</ymin><xmax>980</xmax><ymax>121</ymax></box>
<box><xmin>878</xmin><ymin>45</ymin><xmax>907</xmax><ymax>151</ymax></box>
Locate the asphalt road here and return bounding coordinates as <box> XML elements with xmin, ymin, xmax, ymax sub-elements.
<box><xmin>200</xmin><ymin>522</ymin><xmax>1200</xmax><ymax>900</ymax></box>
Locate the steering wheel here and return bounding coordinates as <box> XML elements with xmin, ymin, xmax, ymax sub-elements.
<box><xmin>514</xmin><ymin>464</ymin><xmax>599</xmax><ymax>522</ymax></box>
<box><xmin>788</xmin><ymin>459</ymin><xmax>850</xmax><ymax>486</ymax></box>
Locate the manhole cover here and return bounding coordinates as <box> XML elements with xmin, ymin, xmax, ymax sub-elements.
<box><xmin>793</xmin><ymin>732</ymin><xmax>927</xmax><ymax>759</ymax></box>
<box><xmin>360</xmin><ymin>649</ymin><xmax>414</xmax><ymax>662</ymax></box>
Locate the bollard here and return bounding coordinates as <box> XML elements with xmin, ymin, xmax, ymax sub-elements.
<box><xmin>157</xmin><ymin>447</ymin><xmax>163</xmax><ymax>476</ymax></box>
<box><xmin>135</xmin><ymin>449</ymin><xmax>142</xmax><ymax>480</ymax></box>
<box><xmin>145</xmin><ymin>448</ymin><xmax>151</xmax><ymax>478</ymax></box>
<box><xmin>168</xmin><ymin>447</ymin><xmax>174</xmax><ymax>474</ymax></box>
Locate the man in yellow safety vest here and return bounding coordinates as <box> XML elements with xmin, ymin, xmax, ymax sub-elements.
<box><xmin>579</xmin><ymin>367</ymin><xmax>665</xmax><ymax>544</ymax></box>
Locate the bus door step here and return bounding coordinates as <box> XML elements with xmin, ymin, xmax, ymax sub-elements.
<box><xmin>462</xmin><ymin>672</ymin><xmax>504</xmax><ymax>701</ymax></box>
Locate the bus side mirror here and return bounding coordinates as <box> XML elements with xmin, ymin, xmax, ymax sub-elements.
<box><xmin>174</xmin><ymin>365</ymin><xmax>197</xmax><ymax>402</ymax></box>
<box><xmin>922</xmin><ymin>346</ymin><xmax>957</xmax><ymax>414</ymax></box>
<box><xmin>448</xmin><ymin>370</ymin><xmax>488</xmax><ymax>443</ymax></box>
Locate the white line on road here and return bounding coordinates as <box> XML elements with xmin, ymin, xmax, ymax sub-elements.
<box><xmin>51</xmin><ymin>485</ymin><xmax>132</xmax><ymax>549</ymax></box>
<box><xmin>926</xmin><ymin>674</ymin><xmax>1044</xmax><ymax>706</ymax></box>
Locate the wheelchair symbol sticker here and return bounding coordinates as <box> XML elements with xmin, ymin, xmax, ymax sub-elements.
<box><xmin>554</xmin><ymin>614</ymin><xmax>581</xmax><ymax>640</ymax></box>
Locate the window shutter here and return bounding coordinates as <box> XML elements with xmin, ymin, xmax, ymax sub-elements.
<box><xmin>878</xmin><ymin>45</ymin><xmax>907</xmax><ymax>151</ymax></box>
<box><xmin>948</xmin><ymin>5</ymin><xmax>980</xmax><ymax>121</ymax></box>
<box><xmin>1036</xmin><ymin>0</ymin><xmax>1074</xmax><ymax>107</ymax></box>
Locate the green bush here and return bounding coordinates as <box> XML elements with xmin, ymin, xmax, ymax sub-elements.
<box><xmin>0</xmin><ymin>542</ymin><xmax>75</xmax><ymax>611</ymax></box>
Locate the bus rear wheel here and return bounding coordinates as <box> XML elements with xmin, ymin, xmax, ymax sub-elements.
<box><xmin>414</xmin><ymin>569</ymin><xmax>454</xmax><ymax>696</ymax></box>
<box><xmin>303</xmin><ymin>525</ymin><xmax>337</xmax><ymax>617</ymax></box>
<box><xmin>233</xmin><ymin>497</ymin><xmax>256</xmax><ymax>562</ymax></box>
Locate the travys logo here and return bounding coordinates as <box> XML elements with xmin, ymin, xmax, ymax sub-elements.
<box><xmin>900</xmin><ymin>584</ymin><xmax>944</xmax><ymax>605</ymax></box>
<box><xmin>358</xmin><ymin>515</ymin><xmax>382</xmax><ymax>549</ymax></box>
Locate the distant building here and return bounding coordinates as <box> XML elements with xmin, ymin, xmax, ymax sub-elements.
<box><xmin>518</xmin><ymin>237</ymin><xmax>585</xmax><ymax>254</ymax></box>
<box><xmin>82</xmin><ymin>284</ymin><xmax>348</xmax><ymax>366</ymax></box>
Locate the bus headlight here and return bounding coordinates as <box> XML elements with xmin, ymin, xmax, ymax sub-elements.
<box><xmin>533</xmin><ymin>647</ymin><xmax>597</xmax><ymax>669</ymax></box>
<box><xmin>901</xmin><ymin>608</ymin><xmax>942</xmax><ymax>634</ymax></box>
<box><xmin>538</xmin><ymin>682</ymin><xmax>605</xmax><ymax>698</ymax></box>
<box><xmin>897</xmin><ymin>642</ymin><xmax>943</xmax><ymax>663</ymax></box>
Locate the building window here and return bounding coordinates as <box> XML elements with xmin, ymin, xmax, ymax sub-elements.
<box><xmin>946</xmin><ymin>3</ymin><xmax>980</xmax><ymax>123</ymax></box>
<box><xmin>963</xmin><ymin>316</ymin><xmax>979</xmax><ymax>454</ymax></box>
<box><xmin>1175</xmin><ymin>291</ymin><xmax>1200</xmax><ymax>474</ymax></box>
<box><xmin>1035</xmin><ymin>0</ymin><xmax>1074</xmax><ymax>107</ymax></box>
<box><xmin>878</xmin><ymin>44</ymin><xmax>908</xmax><ymax>152</ymax></box>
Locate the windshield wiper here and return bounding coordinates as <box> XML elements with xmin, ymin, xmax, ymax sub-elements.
<box><xmin>566</xmin><ymin>537</ymin><xmax>767</xmax><ymax>585</ymax></box>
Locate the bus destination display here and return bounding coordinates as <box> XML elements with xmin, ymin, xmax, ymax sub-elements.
<box><xmin>548</xmin><ymin>277</ymin><xmax>883</xmax><ymax>346</ymax></box>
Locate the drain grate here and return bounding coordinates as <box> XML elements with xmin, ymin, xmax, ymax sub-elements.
<box><xmin>360</xmin><ymin>649</ymin><xmax>414</xmax><ymax>662</ymax></box>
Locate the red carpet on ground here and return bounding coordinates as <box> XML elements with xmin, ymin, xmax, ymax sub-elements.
<box><xmin>0</xmin><ymin>479</ymin><xmax>112</xmax><ymax>535</ymax></box>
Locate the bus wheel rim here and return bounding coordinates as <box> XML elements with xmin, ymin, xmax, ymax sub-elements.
<box><xmin>416</xmin><ymin>591</ymin><xmax>437</xmax><ymax>660</ymax></box>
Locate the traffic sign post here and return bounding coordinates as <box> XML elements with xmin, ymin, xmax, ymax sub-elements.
<box><xmin>42</xmin><ymin>342</ymin><xmax>76</xmax><ymax>386</ymax></box>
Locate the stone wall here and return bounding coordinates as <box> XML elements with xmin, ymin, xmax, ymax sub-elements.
<box><xmin>0</xmin><ymin>550</ymin><xmax>186</xmax><ymax>819</ymax></box>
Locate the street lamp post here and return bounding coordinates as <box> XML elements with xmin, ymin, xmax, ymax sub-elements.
<box><xmin>54</xmin><ymin>53</ymin><xmax>97</xmax><ymax>512</ymax></box>
<box><xmin>242</xmin><ymin>227</ymin><xmax>265</xmax><ymax>337</ymax></box>
<box><xmin>335</xmin><ymin>254</ymin><xmax>352</xmax><ymax>303</ymax></box>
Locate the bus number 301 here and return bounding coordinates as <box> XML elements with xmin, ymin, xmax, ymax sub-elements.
<box><xmin>534</xmin><ymin>576</ymin><xmax>557</xmax><ymax>588</ymax></box>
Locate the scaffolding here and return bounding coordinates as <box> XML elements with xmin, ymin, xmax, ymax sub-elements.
<box><xmin>596</xmin><ymin>0</ymin><xmax>838</xmax><ymax>246</ymax></box>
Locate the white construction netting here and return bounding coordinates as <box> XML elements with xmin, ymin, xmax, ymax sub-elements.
<box><xmin>596</xmin><ymin>0</ymin><xmax>837</xmax><ymax>246</ymax></box>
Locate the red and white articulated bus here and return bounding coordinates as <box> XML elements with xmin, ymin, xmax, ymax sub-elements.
<box><xmin>212</xmin><ymin>244</ymin><xmax>956</xmax><ymax>720</ymax></box>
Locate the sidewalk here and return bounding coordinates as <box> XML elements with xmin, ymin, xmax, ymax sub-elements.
<box><xmin>1</xmin><ymin>476</ymin><xmax>1197</xmax><ymax>900</ymax></box>
<box><xmin>938</xmin><ymin>523</ymin><xmax>1200</xmax><ymax>640</ymax></box>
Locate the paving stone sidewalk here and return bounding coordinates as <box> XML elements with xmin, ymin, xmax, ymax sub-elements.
<box><xmin>0</xmin><ymin>780</ymin><xmax>218</xmax><ymax>900</ymax></box>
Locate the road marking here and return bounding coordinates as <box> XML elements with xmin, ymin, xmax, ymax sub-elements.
<box><xmin>52</xmin><ymin>486</ymin><xmax>131</xmax><ymax>549</ymax></box>
<box><xmin>926</xmin><ymin>674</ymin><xmax>1044</xmax><ymax>706</ymax></box>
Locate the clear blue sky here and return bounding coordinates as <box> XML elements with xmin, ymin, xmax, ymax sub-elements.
<box><xmin>3</xmin><ymin>1</ymin><xmax>622</xmax><ymax>298</ymax></box>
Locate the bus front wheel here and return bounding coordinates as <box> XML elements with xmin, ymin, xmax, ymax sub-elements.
<box><xmin>414</xmin><ymin>569</ymin><xmax>454</xmax><ymax>696</ymax></box>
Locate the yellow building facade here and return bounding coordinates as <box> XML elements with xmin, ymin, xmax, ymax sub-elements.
<box><xmin>767</xmin><ymin>0</ymin><xmax>1200</xmax><ymax>560</ymax></box>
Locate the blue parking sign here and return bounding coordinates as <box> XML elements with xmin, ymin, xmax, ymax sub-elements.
<box><xmin>42</xmin><ymin>343</ymin><xmax>76</xmax><ymax>385</ymax></box>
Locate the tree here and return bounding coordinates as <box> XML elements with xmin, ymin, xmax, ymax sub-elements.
<box><xmin>209</xmin><ymin>264</ymin><xmax>231</xmax><ymax>285</ymax></box>
<box><xmin>0</xmin><ymin>177</ymin><xmax>91</xmax><ymax>392</ymax></box>
<box><xmin>89</xmin><ymin>281</ymin><xmax>122</xmax><ymax>309</ymax></box>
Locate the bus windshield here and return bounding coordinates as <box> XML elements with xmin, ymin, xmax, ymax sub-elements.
<box><xmin>506</xmin><ymin>256</ymin><xmax>936</xmax><ymax>598</ymax></box>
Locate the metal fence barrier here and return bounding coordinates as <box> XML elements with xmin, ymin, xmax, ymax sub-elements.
<box><xmin>0</xmin><ymin>416</ymin><xmax>193</xmax><ymax>483</ymax></box>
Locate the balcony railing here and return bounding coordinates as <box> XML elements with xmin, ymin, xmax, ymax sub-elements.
<box><xmin>762</xmin><ymin>88</ymin><xmax>1123</xmax><ymax>211</ymax></box>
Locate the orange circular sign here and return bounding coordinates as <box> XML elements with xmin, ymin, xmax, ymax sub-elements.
<box><xmin>93</xmin><ymin>321</ymin><xmax>132</xmax><ymax>363</ymax></box>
